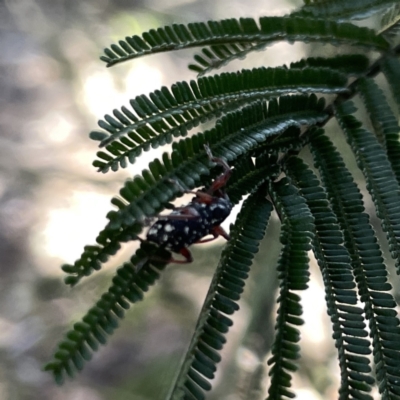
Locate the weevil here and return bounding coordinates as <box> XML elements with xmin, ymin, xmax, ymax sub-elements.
<box><xmin>145</xmin><ymin>145</ymin><xmax>232</xmax><ymax>264</ymax></box>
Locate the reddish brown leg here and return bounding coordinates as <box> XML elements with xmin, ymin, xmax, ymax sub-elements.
<box><xmin>193</xmin><ymin>191</ymin><xmax>214</xmax><ymax>204</ymax></box>
<box><xmin>167</xmin><ymin>178</ymin><xmax>215</xmax><ymax>205</ymax></box>
<box><xmin>196</xmin><ymin>235</ymin><xmax>219</xmax><ymax>244</ymax></box>
<box><xmin>212</xmin><ymin>225</ymin><xmax>230</xmax><ymax>240</ymax></box>
<box><xmin>168</xmin><ymin>247</ymin><xmax>193</xmax><ymax>264</ymax></box>
<box><xmin>149</xmin><ymin>246</ymin><xmax>193</xmax><ymax>264</ymax></box>
<box><xmin>195</xmin><ymin>225</ymin><xmax>230</xmax><ymax>245</ymax></box>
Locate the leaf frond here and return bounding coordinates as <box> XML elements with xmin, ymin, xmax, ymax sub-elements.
<box><xmin>266</xmin><ymin>177</ymin><xmax>314</xmax><ymax>400</ymax></box>
<box><xmin>358</xmin><ymin>77</ymin><xmax>400</xmax><ymax>185</ymax></box>
<box><xmin>378</xmin><ymin>2</ymin><xmax>400</xmax><ymax>36</ymax></box>
<box><xmin>225</xmin><ymin>153</ymin><xmax>280</xmax><ymax>204</ymax></box>
<box><xmin>289</xmin><ymin>54</ymin><xmax>370</xmax><ymax>76</ymax></box>
<box><xmin>310</xmin><ymin>129</ymin><xmax>400</xmax><ymax>399</ymax></box>
<box><xmin>188</xmin><ymin>17</ymin><xmax>387</xmax><ymax>76</ymax></box>
<box><xmin>61</xmin><ymin>228</ymin><xmax>140</xmax><ymax>286</ymax></box>
<box><xmin>45</xmin><ymin>242</ymin><xmax>170</xmax><ymax>383</ymax></box>
<box><xmin>92</xmin><ymin>67</ymin><xmax>344</xmax><ymax>163</ymax></box>
<box><xmin>67</xmin><ymin>97</ymin><xmax>317</xmax><ymax>285</ymax></box>
<box><xmin>168</xmin><ymin>186</ymin><xmax>273</xmax><ymax>400</ymax></box>
<box><xmin>381</xmin><ymin>56</ymin><xmax>400</xmax><ymax>114</ymax></box>
<box><xmin>296</xmin><ymin>0</ymin><xmax>395</xmax><ymax>21</ymax></box>
<box><xmin>99</xmin><ymin>16</ymin><xmax>388</xmax><ymax>74</ymax></box>
<box><xmin>95</xmin><ymin>90</ymin><xmax>329</xmax><ymax>175</ymax></box>
<box><xmin>45</xmin><ymin>2</ymin><xmax>400</xmax><ymax>396</ymax></box>
<box><xmin>110</xmin><ymin>93</ymin><xmax>326</xmax><ymax>229</ymax></box>
<box><xmin>286</xmin><ymin>155</ymin><xmax>374</xmax><ymax>400</ymax></box>
<box><xmin>336</xmin><ymin>101</ymin><xmax>400</xmax><ymax>275</ymax></box>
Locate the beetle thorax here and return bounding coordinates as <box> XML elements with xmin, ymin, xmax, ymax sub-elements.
<box><xmin>199</xmin><ymin>197</ymin><xmax>232</xmax><ymax>226</ymax></box>
<box><xmin>146</xmin><ymin>196</ymin><xmax>232</xmax><ymax>252</ymax></box>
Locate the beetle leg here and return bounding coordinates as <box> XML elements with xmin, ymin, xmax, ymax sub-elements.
<box><xmin>212</xmin><ymin>225</ymin><xmax>230</xmax><ymax>240</ymax></box>
<box><xmin>195</xmin><ymin>225</ymin><xmax>230</xmax><ymax>244</ymax></box>
<box><xmin>173</xmin><ymin>247</ymin><xmax>193</xmax><ymax>263</ymax></box>
<box><xmin>159</xmin><ymin>247</ymin><xmax>193</xmax><ymax>264</ymax></box>
<box><xmin>193</xmin><ymin>191</ymin><xmax>214</xmax><ymax>204</ymax></box>
<box><xmin>195</xmin><ymin>234</ymin><xmax>218</xmax><ymax>244</ymax></box>
<box><xmin>166</xmin><ymin>178</ymin><xmax>216</xmax><ymax>204</ymax></box>
<box><xmin>207</xmin><ymin>169</ymin><xmax>231</xmax><ymax>193</ymax></box>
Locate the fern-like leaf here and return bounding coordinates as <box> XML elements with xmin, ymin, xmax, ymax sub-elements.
<box><xmin>267</xmin><ymin>177</ymin><xmax>314</xmax><ymax>400</ymax></box>
<box><xmin>296</xmin><ymin>0</ymin><xmax>395</xmax><ymax>21</ymax></box>
<box><xmin>168</xmin><ymin>186</ymin><xmax>272</xmax><ymax>400</ymax></box>
<box><xmin>91</xmin><ymin>67</ymin><xmax>344</xmax><ymax>165</ymax></box>
<box><xmin>358</xmin><ymin>77</ymin><xmax>400</xmax><ymax>186</ymax></box>
<box><xmin>45</xmin><ymin>2</ymin><xmax>400</xmax><ymax>396</ymax></box>
<box><xmin>310</xmin><ymin>129</ymin><xmax>400</xmax><ymax>399</ymax></box>
<box><xmin>100</xmin><ymin>17</ymin><xmax>388</xmax><ymax>71</ymax></box>
<box><xmin>289</xmin><ymin>54</ymin><xmax>370</xmax><ymax>76</ymax></box>
<box><xmin>45</xmin><ymin>242</ymin><xmax>170</xmax><ymax>383</ymax></box>
<box><xmin>188</xmin><ymin>17</ymin><xmax>387</xmax><ymax>76</ymax></box>
<box><xmin>286</xmin><ymin>156</ymin><xmax>374</xmax><ymax>400</ymax></box>
<box><xmin>336</xmin><ymin>101</ymin><xmax>400</xmax><ymax>275</ymax></box>
<box><xmin>225</xmin><ymin>153</ymin><xmax>280</xmax><ymax>204</ymax></box>
<box><xmin>381</xmin><ymin>56</ymin><xmax>400</xmax><ymax>114</ymax></box>
<box><xmin>378</xmin><ymin>2</ymin><xmax>400</xmax><ymax>36</ymax></box>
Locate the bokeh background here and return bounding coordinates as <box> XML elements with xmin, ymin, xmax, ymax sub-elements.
<box><xmin>1</xmin><ymin>0</ymin><xmax>395</xmax><ymax>399</ymax></box>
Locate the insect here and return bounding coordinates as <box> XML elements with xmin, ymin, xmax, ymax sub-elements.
<box><xmin>145</xmin><ymin>145</ymin><xmax>233</xmax><ymax>264</ymax></box>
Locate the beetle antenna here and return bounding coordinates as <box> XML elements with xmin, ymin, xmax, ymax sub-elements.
<box><xmin>204</xmin><ymin>144</ymin><xmax>232</xmax><ymax>193</ymax></box>
<box><xmin>204</xmin><ymin>144</ymin><xmax>230</xmax><ymax>173</ymax></box>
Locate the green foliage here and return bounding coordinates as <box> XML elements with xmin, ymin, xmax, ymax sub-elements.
<box><xmin>296</xmin><ymin>0</ymin><xmax>395</xmax><ymax>20</ymax></box>
<box><xmin>45</xmin><ymin>242</ymin><xmax>171</xmax><ymax>383</ymax></box>
<box><xmin>310</xmin><ymin>129</ymin><xmax>400</xmax><ymax>399</ymax></box>
<box><xmin>46</xmin><ymin>1</ymin><xmax>400</xmax><ymax>399</ymax></box>
<box><xmin>170</xmin><ymin>188</ymin><xmax>272</xmax><ymax>399</ymax></box>
<box><xmin>286</xmin><ymin>156</ymin><xmax>374</xmax><ymax>400</ymax></box>
<box><xmin>100</xmin><ymin>16</ymin><xmax>388</xmax><ymax>72</ymax></box>
<box><xmin>92</xmin><ymin>88</ymin><xmax>330</xmax><ymax>173</ymax></box>
<box><xmin>65</xmin><ymin>95</ymin><xmax>326</xmax><ymax>286</ymax></box>
<box><xmin>336</xmin><ymin>101</ymin><xmax>400</xmax><ymax>276</ymax></box>
<box><xmin>382</xmin><ymin>56</ymin><xmax>400</xmax><ymax>112</ymax></box>
<box><xmin>266</xmin><ymin>177</ymin><xmax>314</xmax><ymax>399</ymax></box>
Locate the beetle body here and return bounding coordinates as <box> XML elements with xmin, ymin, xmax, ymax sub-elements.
<box><xmin>146</xmin><ymin>196</ymin><xmax>232</xmax><ymax>253</ymax></box>
<box><xmin>143</xmin><ymin>145</ymin><xmax>232</xmax><ymax>264</ymax></box>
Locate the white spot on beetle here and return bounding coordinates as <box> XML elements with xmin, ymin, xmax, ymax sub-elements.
<box><xmin>148</xmin><ymin>227</ymin><xmax>158</xmax><ymax>235</ymax></box>
<box><xmin>164</xmin><ymin>224</ymin><xmax>174</xmax><ymax>232</ymax></box>
<box><xmin>184</xmin><ymin>226</ymin><xmax>189</xmax><ymax>234</ymax></box>
<box><xmin>162</xmin><ymin>234</ymin><xmax>168</xmax><ymax>242</ymax></box>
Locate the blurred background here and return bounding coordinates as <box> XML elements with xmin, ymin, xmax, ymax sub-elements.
<box><xmin>1</xmin><ymin>0</ymin><xmax>394</xmax><ymax>399</ymax></box>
